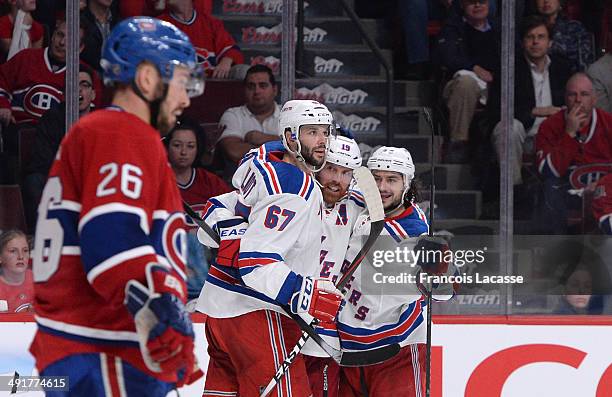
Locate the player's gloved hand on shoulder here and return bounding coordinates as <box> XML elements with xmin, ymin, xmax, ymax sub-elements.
<box><xmin>124</xmin><ymin>263</ymin><xmax>201</xmax><ymax>385</ymax></box>
<box><xmin>290</xmin><ymin>276</ymin><xmax>342</xmax><ymax>324</ymax></box>
<box><xmin>214</xmin><ymin>216</ymin><xmax>248</xmax><ymax>268</ymax></box>
<box><xmin>414</xmin><ymin>235</ymin><xmax>450</xmax><ymax>276</ymax></box>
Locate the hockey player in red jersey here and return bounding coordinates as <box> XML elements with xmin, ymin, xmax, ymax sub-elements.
<box><xmin>337</xmin><ymin>146</ymin><xmax>456</xmax><ymax>397</ymax></box>
<box><xmin>198</xmin><ymin>100</ymin><xmax>344</xmax><ymax>397</ymax></box>
<box><xmin>29</xmin><ymin>17</ymin><xmax>205</xmax><ymax>396</ymax></box>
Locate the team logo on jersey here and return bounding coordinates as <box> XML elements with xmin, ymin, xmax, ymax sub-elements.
<box><xmin>162</xmin><ymin>212</ymin><xmax>188</xmax><ymax>279</ymax></box>
<box><xmin>23</xmin><ymin>84</ymin><xmax>63</xmax><ymax>119</ymax></box>
<box><xmin>196</xmin><ymin>48</ymin><xmax>217</xmax><ymax>71</ymax></box>
<box><xmin>568</xmin><ymin>164</ymin><xmax>612</xmax><ymax>190</ymax></box>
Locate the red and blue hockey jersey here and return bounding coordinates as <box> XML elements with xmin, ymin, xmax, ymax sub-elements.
<box><xmin>536</xmin><ymin>109</ymin><xmax>612</xmax><ymax>178</ymax></box>
<box><xmin>0</xmin><ymin>47</ymin><xmax>65</xmax><ymax>124</ymax></box>
<box><xmin>337</xmin><ymin>205</ymin><xmax>455</xmax><ymax>352</ymax></box>
<box><xmin>29</xmin><ymin>108</ymin><xmax>188</xmax><ymax>383</ymax></box>
<box><xmin>158</xmin><ymin>10</ymin><xmax>243</xmax><ymax>73</ymax></box>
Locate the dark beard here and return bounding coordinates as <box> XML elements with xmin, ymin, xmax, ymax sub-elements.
<box><xmin>301</xmin><ymin>145</ymin><xmax>325</xmax><ymax>167</ymax></box>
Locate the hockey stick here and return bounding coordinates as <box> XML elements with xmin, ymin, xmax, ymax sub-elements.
<box><xmin>183</xmin><ymin>198</ymin><xmax>392</xmax><ymax>364</ymax></box>
<box><xmin>259</xmin><ymin>167</ymin><xmax>391</xmax><ymax>397</ymax></box>
<box><xmin>423</xmin><ymin>107</ymin><xmax>436</xmax><ymax>397</ymax></box>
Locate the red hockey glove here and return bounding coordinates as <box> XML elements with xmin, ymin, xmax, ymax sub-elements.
<box><xmin>124</xmin><ymin>263</ymin><xmax>200</xmax><ymax>384</ymax></box>
<box><xmin>290</xmin><ymin>276</ymin><xmax>343</xmax><ymax>324</ymax></box>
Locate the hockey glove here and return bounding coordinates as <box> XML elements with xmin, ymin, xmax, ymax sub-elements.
<box><xmin>214</xmin><ymin>216</ymin><xmax>248</xmax><ymax>268</ymax></box>
<box><xmin>124</xmin><ymin>263</ymin><xmax>200</xmax><ymax>385</ymax></box>
<box><xmin>290</xmin><ymin>276</ymin><xmax>343</xmax><ymax>324</ymax></box>
<box><xmin>414</xmin><ymin>235</ymin><xmax>450</xmax><ymax>276</ymax></box>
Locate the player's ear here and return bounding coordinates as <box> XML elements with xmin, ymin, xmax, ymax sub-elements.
<box><xmin>284</xmin><ymin>128</ymin><xmax>297</xmax><ymax>151</ymax></box>
<box><xmin>134</xmin><ymin>62</ymin><xmax>160</xmax><ymax>101</ymax></box>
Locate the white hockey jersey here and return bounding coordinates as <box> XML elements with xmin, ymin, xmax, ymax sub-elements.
<box><xmin>336</xmin><ymin>204</ymin><xmax>457</xmax><ymax>352</ymax></box>
<box><xmin>197</xmin><ymin>142</ymin><xmax>325</xmax><ymax>318</ymax></box>
<box><xmin>301</xmin><ymin>189</ymin><xmax>366</xmax><ymax>357</ymax></box>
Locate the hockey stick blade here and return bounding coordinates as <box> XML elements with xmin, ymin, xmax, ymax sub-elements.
<box><xmin>353</xmin><ymin>167</ymin><xmax>384</xmax><ymax>222</ymax></box>
<box><xmin>183</xmin><ymin>200</ymin><xmax>220</xmax><ymax>248</ymax></box>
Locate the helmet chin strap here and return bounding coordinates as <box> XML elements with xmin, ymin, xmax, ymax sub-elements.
<box><xmin>131</xmin><ymin>79</ymin><xmax>169</xmax><ymax>129</ymax></box>
<box><xmin>284</xmin><ymin>130</ymin><xmax>327</xmax><ymax>173</ymax></box>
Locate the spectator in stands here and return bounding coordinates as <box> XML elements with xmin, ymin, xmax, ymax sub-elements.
<box><xmin>164</xmin><ymin>118</ymin><xmax>231</xmax><ymax>298</ymax></box>
<box><xmin>22</xmin><ymin>64</ymin><xmax>96</xmax><ymax>230</ymax></box>
<box><xmin>159</xmin><ymin>0</ymin><xmax>245</xmax><ymax>79</ymax></box>
<box><xmin>398</xmin><ymin>0</ymin><xmax>498</xmax><ymax>79</ymax></box>
<box><xmin>554</xmin><ymin>266</ymin><xmax>603</xmax><ymax>314</ymax></box>
<box><xmin>436</xmin><ymin>0</ymin><xmax>500</xmax><ymax>163</ymax></box>
<box><xmin>81</xmin><ymin>0</ymin><xmax>118</xmax><ymax>71</ymax></box>
<box><xmin>0</xmin><ymin>0</ymin><xmax>43</xmax><ymax>62</ymax></box>
<box><xmin>0</xmin><ymin>19</ymin><xmax>83</xmax><ymax>154</ymax></box>
<box><xmin>217</xmin><ymin>64</ymin><xmax>280</xmax><ymax>169</ymax></box>
<box><xmin>535</xmin><ymin>72</ymin><xmax>612</xmax><ymax>234</ymax></box>
<box><xmin>119</xmin><ymin>0</ymin><xmax>211</xmax><ymax>18</ymax></box>
<box><xmin>587</xmin><ymin>53</ymin><xmax>612</xmax><ymax>114</ymax></box>
<box><xmin>534</xmin><ymin>0</ymin><xmax>594</xmax><ymax>72</ymax></box>
<box><xmin>489</xmin><ymin>16</ymin><xmax>571</xmax><ymax>186</ymax></box>
<box><xmin>0</xmin><ymin>229</ymin><xmax>33</xmax><ymax>313</ymax></box>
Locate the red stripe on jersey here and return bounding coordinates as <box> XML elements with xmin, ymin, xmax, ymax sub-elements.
<box><xmin>339</xmin><ymin>298</ymin><xmax>423</xmax><ymax>344</ymax></box>
<box><xmin>103</xmin><ymin>353</ymin><xmax>123</xmax><ymax>397</ymax></box>
<box><xmin>299</xmin><ymin>174</ymin><xmax>311</xmax><ymax>198</ymax></box>
<box><xmin>388</xmin><ymin>220</ymin><xmax>408</xmax><ymax>239</ymax></box>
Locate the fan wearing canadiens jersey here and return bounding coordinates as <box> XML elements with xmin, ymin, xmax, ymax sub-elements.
<box><xmin>197</xmin><ymin>100</ymin><xmax>344</xmax><ymax>397</ymax></box>
<box><xmin>336</xmin><ymin>146</ymin><xmax>457</xmax><ymax>397</ymax></box>
<box><xmin>29</xmin><ymin>17</ymin><xmax>205</xmax><ymax>396</ymax></box>
<box><xmin>535</xmin><ymin>72</ymin><xmax>612</xmax><ymax>234</ymax></box>
<box><xmin>159</xmin><ymin>0</ymin><xmax>244</xmax><ymax>79</ymax></box>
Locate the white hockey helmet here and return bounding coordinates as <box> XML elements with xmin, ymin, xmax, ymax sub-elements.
<box><xmin>326</xmin><ymin>135</ymin><xmax>362</xmax><ymax>170</ymax></box>
<box><xmin>278</xmin><ymin>99</ymin><xmax>334</xmax><ymax>171</ymax></box>
<box><xmin>367</xmin><ymin>146</ymin><xmax>416</xmax><ymax>203</ymax></box>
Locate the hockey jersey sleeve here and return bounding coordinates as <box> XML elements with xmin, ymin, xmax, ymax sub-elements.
<box><xmin>535</xmin><ymin>112</ymin><xmax>580</xmax><ymax>178</ymax></box>
<box><xmin>59</xmin><ymin>116</ymin><xmax>187</xmax><ymax>307</ymax></box>
<box><xmin>238</xmin><ymin>191</ymin><xmax>310</xmax><ymax>304</ymax></box>
<box><xmin>0</xmin><ymin>48</ymin><xmax>23</xmax><ymax>108</ymax></box>
<box><xmin>208</xmin><ymin>14</ymin><xmax>244</xmax><ymax>65</ymax></box>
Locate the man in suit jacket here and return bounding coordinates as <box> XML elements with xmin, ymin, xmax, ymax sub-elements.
<box><xmin>489</xmin><ymin>15</ymin><xmax>572</xmax><ymax>185</ymax></box>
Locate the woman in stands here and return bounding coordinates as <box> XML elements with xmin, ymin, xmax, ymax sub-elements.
<box><xmin>0</xmin><ymin>229</ymin><xmax>33</xmax><ymax>312</ymax></box>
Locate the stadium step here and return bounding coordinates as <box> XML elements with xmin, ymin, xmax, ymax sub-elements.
<box><xmin>221</xmin><ymin>16</ymin><xmax>391</xmax><ymax>48</ymax></box>
<box><xmin>212</xmin><ymin>0</ymin><xmax>348</xmax><ymax>18</ymax></box>
<box><xmin>242</xmin><ymin>46</ymin><xmax>392</xmax><ymax>78</ymax></box>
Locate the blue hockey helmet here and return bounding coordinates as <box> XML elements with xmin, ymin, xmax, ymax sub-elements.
<box><xmin>101</xmin><ymin>17</ymin><xmax>204</xmax><ymax>97</ymax></box>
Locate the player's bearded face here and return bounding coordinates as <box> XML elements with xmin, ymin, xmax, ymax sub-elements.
<box><xmin>157</xmin><ymin>68</ymin><xmax>191</xmax><ymax>135</ymax></box>
<box><xmin>317</xmin><ymin>163</ymin><xmax>352</xmax><ymax>205</ymax></box>
<box><xmin>298</xmin><ymin>124</ymin><xmax>329</xmax><ymax>167</ymax></box>
<box><xmin>373</xmin><ymin>171</ymin><xmax>405</xmax><ymax>211</ymax></box>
